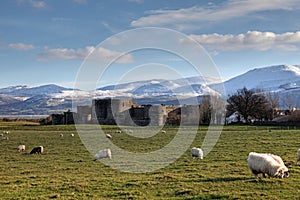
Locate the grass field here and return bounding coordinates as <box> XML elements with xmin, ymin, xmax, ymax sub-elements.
<box><xmin>0</xmin><ymin>122</ymin><xmax>300</xmax><ymax>199</ymax></box>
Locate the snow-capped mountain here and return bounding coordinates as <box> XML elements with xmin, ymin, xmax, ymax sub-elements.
<box><xmin>98</xmin><ymin>76</ymin><xmax>223</xmax><ymax>96</ymax></box>
<box><xmin>210</xmin><ymin>64</ymin><xmax>300</xmax><ymax>109</ymax></box>
<box><xmin>0</xmin><ymin>84</ymin><xmax>74</xmax><ymax>97</ymax></box>
<box><xmin>211</xmin><ymin>65</ymin><xmax>300</xmax><ymax>95</ymax></box>
<box><xmin>0</xmin><ymin>64</ymin><xmax>299</xmax><ymax>115</ymax></box>
<box><xmin>0</xmin><ymin>86</ymin><xmax>74</xmax><ymax>115</ymax></box>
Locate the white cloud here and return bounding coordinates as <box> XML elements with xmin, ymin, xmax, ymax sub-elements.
<box><xmin>29</xmin><ymin>0</ymin><xmax>46</xmax><ymax>8</ymax></box>
<box><xmin>8</xmin><ymin>43</ymin><xmax>36</xmax><ymax>50</ymax></box>
<box><xmin>181</xmin><ymin>31</ymin><xmax>300</xmax><ymax>51</ymax></box>
<box><xmin>18</xmin><ymin>0</ymin><xmax>47</xmax><ymax>9</ymax></box>
<box><xmin>131</xmin><ymin>0</ymin><xmax>300</xmax><ymax>28</ymax></box>
<box><xmin>38</xmin><ymin>46</ymin><xmax>134</xmax><ymax>63</ymax></box>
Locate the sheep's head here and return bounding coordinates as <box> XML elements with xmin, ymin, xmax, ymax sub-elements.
<box><xmin>276</xmin><ymin>168</ymin><xmax>289</xmax><ymax>178</ymax></box>
<box><xmin>283</xmin><ymin>171</ymin><xmax>289</xmax><ymax>178</ymax></box>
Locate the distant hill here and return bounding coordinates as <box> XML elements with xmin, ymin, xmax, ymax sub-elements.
<box><xmin>0</xmin><ymin>65</ymin><xmax>299</xmax><ymax>115</ymax></box>
<box><xmin>210</xmin><ymin>65</ymin><xmax>300</xmax><ymax>95</ymax></box>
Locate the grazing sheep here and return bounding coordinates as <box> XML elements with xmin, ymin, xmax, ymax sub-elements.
<box><xmin>105</xmin><ymin>133</ymin><xmax>112</xmax><ymax>139</ymax></box>
<box><xmin>2</xmin><ymin>136</ymin><xmax>9</xmax><ymax>141</ymax></box>
<box><xmin>297</xmin><ymin>149</ymin><xmax>300</xmax><ymax>164</ymax></box>
<box><xmin>18</xmin><ymin>145</ymin><xmax>26</xmax><ymax>152</ymax></box>
<box><xmin>30</xmin><ymin>146</ymin><xmax>44</xmax><ymax>154</ymax></box>
<box><xmin>94</xmin><ymin>149</ymin><xmax>112</xmax><ymax>160</ymax></box>
<box><xmin>3</xmin><ymin>131</ymin><xmax>9</xmax><ymax>134</ymax></box>
<box><xmin>266</xmin><ymin>153</ymin><xmax>289</xmax><ymax>178</ymax></box>
<box><xmin>247</xmin><ymin>152</ymin><xmax>289</xmax><ymax>179</ymax></box>
<box><xmin>0</xmin><ymin>133</ymin><xmax>3</xmax><ymax>137</ymax></box>
<box><xmin>191</xmin><ymin>147</ymin><xmax>203</xmax><ymax>159</ymax></box>
<box><xmin>70</xmin><ymin>133</ymin><xmax>74</xmax><ymax>137</ymax></box>
<box><xmin>60</xmin><ymin>133</ymin><xmax>64</xmax><ymax>137</ymax></box>
<box><xmin>161</xmin><ymin>130</ymin><xmax>166</xmax><ymax>134</ymax></box>
<box><xmin>115</xmin><ymin>130</ymin><xmax>122</xmax><ymax>133</ymax></box>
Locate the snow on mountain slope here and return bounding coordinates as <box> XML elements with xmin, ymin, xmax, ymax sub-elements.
<box><xmin>0</xmin><ymin>84</ymin><xmax>73</xmax><ymax>97</ymax></box>
<box><xmin>210</xmin><ymin>65</ymin><xmax>300</xmax><ymax>95</ymax></box>
<box><xmin>0</xmin><ymin>94</ymin><xmax>21</xmax><ymax>105</ymax></box>
<box><xmin>97</xmin><ymin>76</ymin><xmax>222</xmax><ymax>97</ymax></box>
<box><xmin>0</xmin><ymin>85</ymin><xmax>31</xmax><ymax>94</ymax></box>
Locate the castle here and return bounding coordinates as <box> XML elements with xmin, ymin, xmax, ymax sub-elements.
<box><xmin>51</xmin><ymin>97</ymin><xmax>223</xmax><ymax>126</ymax></box>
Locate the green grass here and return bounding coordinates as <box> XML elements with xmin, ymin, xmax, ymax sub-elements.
<box><xmin>0</xmin><ymin>123</ymin><xmax>300</xmax><ymax>199</ymax></box>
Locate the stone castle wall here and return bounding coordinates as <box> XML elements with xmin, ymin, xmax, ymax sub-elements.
<box><xmin>52</xmin><ymin>98</ymin><xmax>203</xmax><ymax>126</ymax></box>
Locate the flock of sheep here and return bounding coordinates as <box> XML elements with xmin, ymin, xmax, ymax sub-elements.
<box><xmin>3</xmin><ymin>129</ymin><xmax>300</xmax><ymax>179</ymax></box>
<box><xmin>94</xmin><ymin>129</ymin><xmax>300</xmax><ymax>179</ymax></box>
<box><xmin>94</xmin><ymin>146</ymin><xmax>300</xmax><ymax>179</ymax></box>
<box><xmin>3</xmin><ymin>130</ymin><xmax>75</xmax><ymax>155</ymax></box>
<box><xmin>1</xmin><ymin>130</ymin><xmax>10</xmax><ymax>141</ymax></box>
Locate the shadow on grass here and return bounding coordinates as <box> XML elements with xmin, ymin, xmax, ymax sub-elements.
<box><xmin>198</xmin><ymin>176</ymin><xmax>255</xmax><ymax>183</ymax></box>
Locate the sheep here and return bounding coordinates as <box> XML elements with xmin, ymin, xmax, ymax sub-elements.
<box><xmin>94</xmin><ymin>149</ymin><xmax>112</xmax><ymax>160</ymax></box>
<box><xmin>265</xmin><ymin>153</ymin><xmax>289</xmax><ymax>178</ymax></box>
<box><xmin>297</xmin><ymin>149</ymin><xmax>300</xmax><ymax>164</ymax></box>
<box><xmin>191</xmin><ymin>147</ymin><xmax>203</xmax><ymax>159</ymax></box>
<box><xmin>3</xmin><ymin>131</ymin><xmax>9</xmax><ymax>134</ymax></box>
<box><xmin>115</xmin><ymin>130</ymin><xmax>122</xmax><ymax>133</ymax></box>
<box><xmin>60</xmin><ymin>133</ymin><xmax>64</xmax><ymax>137</ymax></box>
<box><xmin>247</xmin><ymin>152</ymin><xmax>289</xmax><ymax>179</ymax></box>
<box><xmin>18</xmin><ymin>145</ymin><xmax>26</xmax><ymax>152</ymax></box>
<box><xmin>105</xmin><ymin>133</ymin><xmax>112</xmax><ymax>139</ymax></box>
<box><xmin>30</xmin><ymin>146</ymin><xmax>44</xmax><ymax>154</ymax></box>
<box><xmin>161</xmin><ymin>130</ymin><xmax>166</xmax><ymax>134</ymax></box>
<box><xmin>70</xmin><ymin>133</ymin><xmax>74</xmax><ymax>137</ymax></box>
<box><xmin>2</xmin><ymin>136</ymin><xmax>9</xmax><ymax>141</ymax></box>
<box><xmin>0</xmin><ymin>133</ymin><xmax>3</xmax><ymax>137</ymax></box>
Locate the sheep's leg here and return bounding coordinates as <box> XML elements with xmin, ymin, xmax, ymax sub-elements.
<box><xmin>251</xmin><ymin>170</ymin><xmax>259</xmax><ymax>179</ymax></box>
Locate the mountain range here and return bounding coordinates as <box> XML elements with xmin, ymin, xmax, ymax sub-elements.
<box><xmin>0</xmin><ymin>64</ymin><xmax>299</xmax><ymax>115</ymax></box>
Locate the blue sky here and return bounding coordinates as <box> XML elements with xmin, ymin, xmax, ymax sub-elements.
<box><xmin>1</xmin><ymin>0</ymin><xmax>300</xmax><ymax>88</ymax></box>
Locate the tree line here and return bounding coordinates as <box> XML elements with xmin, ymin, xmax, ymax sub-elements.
<box><xmin>226</xmin><ymin>87</ymin><xmax>297</xmax><ymax>124</ymax></box>
<box><xmin>198</xmin><ymin>87</ymin><xmax>298</xmax><ymax>125</ymax></box>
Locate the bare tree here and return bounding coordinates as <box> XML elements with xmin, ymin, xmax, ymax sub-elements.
<box><xmin>227</xmin><ymin>87</ymin><xmax>271</xmax><ymax>123</ymax></box>
<box><xmin>265</xmin><ymin>91</ymin><xmax>279</xmax><ymax>119</ymax></box>
<box><xmin>284</xmin><ymin>93</ymin><xmax>294</xmax><ymax>111</ymax></box>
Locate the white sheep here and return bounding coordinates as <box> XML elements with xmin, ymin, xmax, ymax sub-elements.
<box><xmin>18</xmin><ymin>145</ymin><xmax>26</xmax><ymax>152</ymax></box>
<box><xmin>94</xmin><ymin>149</ymin><xmax>112</xmax><ymax>160</ymax></box>
<box><xmin>115</xmin><ymin>130</ymin><xmax>122</xmax><ymax>133</ymax></box>
<box><xmin>191</xmin><ymin>147</ymin><xmax>203</xmax><ymax>159</ymax></box>
<box><xmin>247</xmin><ymin>152</ymin><xmax>289</xmax><ymax>178</ymax></box>
<box><xmin>105</xmin><ymin>134</ymin><xmax>112</xmax><ymax>139</ymax></box>
<box><xmin>60</xmin><ymin>133</ymin><xmax>64</xmax><ymax>137</ymax></box>
<box><xmin>297</xmin><ymin>149</ymin><xmax>300</xmax><ymax>164</ymax></box>
<box><xmin>161</xmin><ymin>130</ymin><xmax>166</xmax><ymax>134</ymax></box>
<box><xmin>265</xmin><ymin>153</ymin><xmax>289</xmax><ymax>178</ymax></box>
<box><xmin>70</xmin><ymin>133</ymin><xmax>74</xmax><ymax>137</ymax></box>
